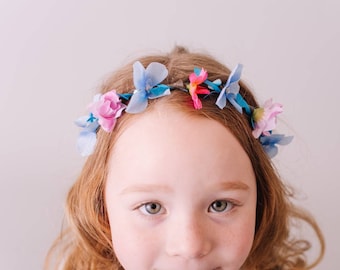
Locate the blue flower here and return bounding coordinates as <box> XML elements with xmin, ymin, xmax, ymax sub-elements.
<box><xmin>125</xmin><ymin>61</ymin><xmax>170</xmax><ymax>113</ymax></box>
<box><xmin>260</xmin><ymin>134</ymin><xmax>293</xmax><ymax>158</ymax></box>
<box><xmin>216</xmin><ymin>64</ymin><xmax>250</xmax><ymax>114</ymax></box>
<box><xmin>75</xmin><ymin>114</ymin><xmax>99</xmax><ymax>156</ymax></box>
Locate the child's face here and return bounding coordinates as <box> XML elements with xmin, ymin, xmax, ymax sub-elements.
<box><xmin>106</xmin><ymin>107</ymin><xmax>257</xmax><ymax>270</ymax></box>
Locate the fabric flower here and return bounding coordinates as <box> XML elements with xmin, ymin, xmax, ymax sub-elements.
<box><xmin>216</xmin><ymin>64</ymin><xmax>249</xmax><ymax>113</ymax></box>
<box><xmin>75</xmin><ymin>114</ymin><xmax>99</xmax><ymax>156</ymax></box>
<box><xmin>126</xmin><ymin>61</ymin><xmax>170</xmax><ymax>113</ymax></box>
<box><xmin>252</xmin><ymin>99</ymin><xmax>283</xmax><ymax>138</ymax></box>
<box><xmin>88</xmin><ymin>90</ymin><xmax>126</xmax><ymax>132</ymax></box>
<box><xmin>188</xmin><ymin>68</ymin><xmax>210</xmax><ymax>109</ymax></box>
<box><xmin>260</xmin><ymin>134</ymin><xmax>293</xmax><ymax>158</ymax></box>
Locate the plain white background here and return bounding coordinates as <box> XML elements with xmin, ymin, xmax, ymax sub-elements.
<box><xmin>1</xmin><ymin>0</ymin><xmax>339</xmax><ymax>269</ymax></box>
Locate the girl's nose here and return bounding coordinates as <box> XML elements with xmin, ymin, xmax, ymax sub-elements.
<box><xmin>165</xmin><ymin>215</ymin><xmax>213</xmax><ymax>259</ymax></box>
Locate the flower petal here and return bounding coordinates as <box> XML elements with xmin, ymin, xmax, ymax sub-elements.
<box><xmin>144</xmin><ymin>62</ymin><xmax>168</xmax><ymax>89</ymax></box>
<box><xmin>133</xmin><ymin>61</ymin><xmax>146</xmax><ymax>90</ymax></box>
<box><xmin>277</xmin><ymin>135</ymin><xmax>293</xmax><ymax>145</ymax></box>
<box><xmin>262</xmin><ymin>144</ymin><xmax>278</xmax><ymax>158</ymax></box>
<box><xmin>226</xmin><ymin>81</ymin><xmax>240</xmax><ymax>95</ymax></box>
<box><xmin>260</xmin><ymin>134</ymin><xmax>293</xmax><ymax>146</ymax></box>
<box><xmin>75</xmin><ymin>115</ymin><xmax>90</xmax><ymax>128</ymax></box>
<box><xmin>125</xmin><ymin>90</ymin><xmax>148</xmax><ymax>113</ymax></box>
<box><xmin>226</xmin><ymin>64</ymin><xmax>243</xmax><ymax>86</ymax></box>
<box><xmin>216</xmin><ymin>64</ymin><xmax>243</xmax><ymax>110</ymax></box>
<box><xmin>216</xmin><ymin>87</ymin><xmax>227</xmax><ymax>109</ymax></box>
<box><xmin>96</xmin><ymin>100</ymin><xmax>113</xmax><ymax>117</ymax></box>
<box><xmin>75</xmin><ymin>116</ymin><xmax>99</xmax><ymax>132</ymax></box>
<box><xmin>259</xmin><ymin>134</ymin><xmax>293</xmax><ymax>158</ymax></box>
<box><xmin>189</xmin><ymin>68</ymin><xmax>208</xmax><ymax>84</ymax></box>
<box><xmin>193</xmin><ymin>67</ymin><xmax>202</xmax><ymax>76</ymax></box>
<box><xmin>103</xmin><ymin>90</ymin><xmax>121</xmax><ymax>104</ymax></box>
<box><xmin>98</xmin><ymin>117</ymin><xmax>115</xmax><ymax>132</ymax></box>
<box><xmin>86</xmin><ymin>120</ymin><xmax>100</xmax><ymax>132</ymax></box>
<box><xmin>77</xmin><ymin>131</ymin><xmax>97</xmax><ymax>156</ymax></box>
<box><xmin>252</xmin><ymin>127</ymin><xmax>263</xmax><ymax>139</ymax></box>
<box><xmin>195</xmin><ymin>86</ymin><xmax>210</xmax><ymax>95</ymax></box>
<box><xmin>191</xmin><ymin>93</ymin><xmax>202</xmax><ymax>109</ymax></box>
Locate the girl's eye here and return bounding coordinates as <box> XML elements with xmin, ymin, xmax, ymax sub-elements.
<box><xmin>209</xmin><ymin>200</ymin><xmax>233</xmax><ymax>213</ymax></box>
<box><xmin>139</xmin><ymin>202</ymin><xmax>163</xmax><ymax>215</ymax></box>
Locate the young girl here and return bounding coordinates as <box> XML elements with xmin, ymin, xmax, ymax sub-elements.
<box><xmin>46</xmin><ymin>47</ymin><xmax>325</xmax><ymax>270</ymax></box>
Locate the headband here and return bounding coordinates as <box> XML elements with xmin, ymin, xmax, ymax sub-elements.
<box><xmin>75</xmin><ymin>61</ymin><xmax>292</xmax><ymax>157</ymax></box>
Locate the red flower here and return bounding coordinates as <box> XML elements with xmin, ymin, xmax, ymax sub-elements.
<box><xmin>188</xmin><ymin>68</ymin><xmax>210</xmax><ymax>109</ymax></box>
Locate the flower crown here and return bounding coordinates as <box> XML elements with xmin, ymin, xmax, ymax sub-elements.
<box><xmin>75</xmin><ymin>61</ymin><xmax>293</xmax><ymax>157</ymax></box>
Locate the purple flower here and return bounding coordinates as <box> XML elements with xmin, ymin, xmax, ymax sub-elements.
<box><xmin>252</xmin><ymin>99</ymin><xmax>283</xmax><ymax>138</ymax></box>
<box><xmin>88</xmin><ymin>90</ymin><xmax>126</xmax><ymax>132</ymax></box>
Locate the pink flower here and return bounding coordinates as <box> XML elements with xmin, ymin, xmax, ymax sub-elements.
<box><xmin>188</xmin><ymin>68</ymin><xmax>210</xmax><ymax>109</ymax></box>
<box><xmin>252</xmin><ymin>99</ymin><xmax>283</xmax><ymax>138</ymax></box>
<box><xmin>89</xmin><ymin>90</ymin><xmax>126</xmax><ymax>132</ymax></box>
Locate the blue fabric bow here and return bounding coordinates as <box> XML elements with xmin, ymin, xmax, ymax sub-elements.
<box><xmin>75</xmin><ymin>114</ymin><xmax>99</xmax><ymax>156</ymax></box>
<box><xmin>260</xmin><ymin>134</ymin><xmax>294</xmax><ymax>158</ymax></box>
<box><xmin>125</xmin><ymin>61</ymin><xmax>170</xmax><ymax>113</ymax></box>
<box><xmin>216</xmin><ymin>64</ymin><xmax>250</xmax><ymax>114</ymax></box>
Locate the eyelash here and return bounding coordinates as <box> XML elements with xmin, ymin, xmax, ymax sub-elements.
<box><xmin>136</xmin><ymin>199</ymin><xmax>238</xmax><ymax>216</ymax></box>
<box><xmin>138</xmin><ymin>202</ymin><xmax>164</xmax><ymax>215</ymax></box>
<box><xmin>208</xmin><ymin>199</ymin><xmax>236</xmax><ymax>213</ymax></box>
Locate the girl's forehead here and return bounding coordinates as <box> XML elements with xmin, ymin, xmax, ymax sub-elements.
<box><xmin>111</xmin><ymin>106</ymin><xmax>234</xmax><ymax>158</ymax></box>
<box><xmin>107</xmin><ymin>106</ymin><xmax>256</xmax><ymax>191</ymax></box>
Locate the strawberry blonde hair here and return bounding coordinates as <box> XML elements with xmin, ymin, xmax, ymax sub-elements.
<box><xmin>46</xmin><ymin>46</ymin><xmax>324</xmax><ymax>270</ymax></box>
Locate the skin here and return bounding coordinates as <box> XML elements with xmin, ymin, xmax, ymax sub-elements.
<box><xmin>105</xmin><ymin>106</ymin><xmax>257</xmax><ymax>270</ymax></box>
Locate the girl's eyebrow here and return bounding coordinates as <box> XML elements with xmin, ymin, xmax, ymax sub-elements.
<box><xmin>212</xmin><ymin>181</ymin><xmax>250</xmax><ymax>191</ymax></box>
<box><xmin>119</xmin><ymin>181</ymin><xmax>250</xmax><ymax>195</ymax></box>
<box><xmin>119</xmin><ymin>184</ymin><xmax>173</xmax><ymax>195</ymax></box>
